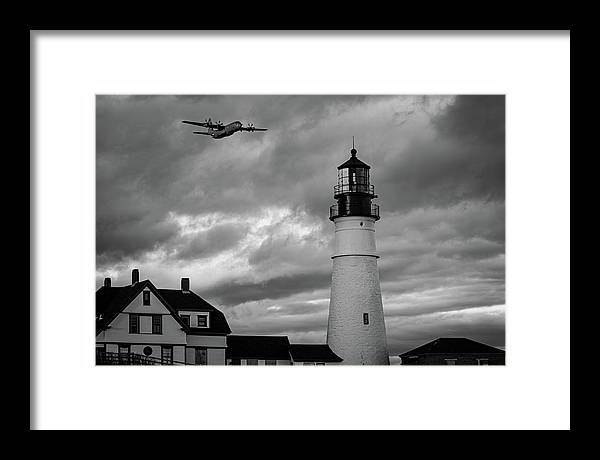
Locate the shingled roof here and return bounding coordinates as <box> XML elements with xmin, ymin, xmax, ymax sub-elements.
<box><xmin>96</xmin><ymin>280</ymin><xmax>231</xmax><ymax>335</ymax></box>
<box><xmin>289</xmin><ymin>344</ymin><xmax>343</xmax><ymax>363</ymax></box>
<box><xmin>226</xmin><ymin>335</ymin><xmax>291</xmax><ymax>361</ymax></box>
<box><xmin>399</xmin><ymin>338</ymin><xmax>505</xmax><ymax>357</ymax></box>
<box><xmin>157</xmin><ymin>289</ymin><xmax>231</xmax><ymax>335</ymax></box>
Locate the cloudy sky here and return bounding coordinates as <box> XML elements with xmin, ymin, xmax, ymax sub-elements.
<box><xmin>96</xmin><ymin>95</ymin><xmax>505</xmax><ymax>357</ymax></box>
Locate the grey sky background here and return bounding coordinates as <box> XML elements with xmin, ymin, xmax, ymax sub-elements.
<box><xmin>96</xmin><ymin>95</ymin><xmax>505</xmax><ymax>355</ymax></box>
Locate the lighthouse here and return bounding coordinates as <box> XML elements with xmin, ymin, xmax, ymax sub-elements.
<box><xmin>326</xmin><ymin>141</ymin><xmax>390</xmax><ymax>365</ymax></box>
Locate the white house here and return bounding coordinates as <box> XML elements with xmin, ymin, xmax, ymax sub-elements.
<box><xmin>96</xmin><ymin>268</ymin><xmax>343</xmax><ymax>366</ymax></box>
<box><xmin>96</xmin><ymin>269</ymin><xmax>231</xmax><ymax>365</ymax></box>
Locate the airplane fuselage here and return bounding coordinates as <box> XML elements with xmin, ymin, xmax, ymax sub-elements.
<box><xmin>210</xmin><ymin>121</ymin><xmax>243</xmax><ymax>138</ymax></box>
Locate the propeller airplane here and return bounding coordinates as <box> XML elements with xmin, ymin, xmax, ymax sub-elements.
<box><xmin>181</xmin><ymin>118</ymin><xmax>268</xmax><ymax>139</ymax></box>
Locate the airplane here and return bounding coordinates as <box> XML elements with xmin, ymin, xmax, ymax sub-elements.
<box><xmin>181</xmin><ymin>118</ymin><xmax>268</xmax><ymax>139</ymax></box>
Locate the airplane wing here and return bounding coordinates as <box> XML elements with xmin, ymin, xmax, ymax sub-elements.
<box><xmin>182</xmin><ymin>120</ymin><xmax>209</xmax><ymax>127</ymax></box>
<box><xmin>240</xmin><ymin>127</ymin><xmax>268</xmax><ymax>132</ymax></box>
<box><xmin>182</xmin><ymin>120</ymin><xmax>224</xmax><ymax>129</ymax></box>
<box><xmin>193</xmin><ymin>131</ymin><xmax>213</xmax><ymax>136</ymax></box>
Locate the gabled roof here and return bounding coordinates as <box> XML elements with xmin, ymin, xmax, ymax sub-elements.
<box><xmin>96</xmin><ymin>280</ymin><xmax>171</xmax><ymax>334</ymax></box>
<box><xmin>226</xmin><ymin>335</ymin><xmax>291</xmax><ymax>360</ymax></box>
<box><xmin>399</xmin><ymin>338</ymin><xmax>505</xmax><ymax>357</ymax></box>
<box><xmin>96</xmin><ymin>280</ymin><xmax>231</xmax><ymax>335</ymax></box>
<box><xmin>289</xmin><ymin>344</ymin><xmax>343</xmax><ymax>363</ymax></box>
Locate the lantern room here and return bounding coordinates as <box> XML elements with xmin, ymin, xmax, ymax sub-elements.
<box><xmin>334</xmin><ymin>147</ymin><xmax>374</xmax><ymax>197</ymax></box>
<box><xmin>330</xmin><ymin>144</ymin><xmax>380</xmax><ymax>221</ymax></box>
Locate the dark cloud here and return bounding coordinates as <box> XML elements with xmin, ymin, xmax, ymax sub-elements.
<box><xmin>203</xmin><ymin>270</ymin><xmax>331</xmax><ymax>306</ymax></box>
<box><xmin>378</xmin><ymin>95</ymin><xmax>505</xmax><ymax>213</ymax></box>
<box><xmin>173</xmin><ymin>223</ymin><xmax>247</xmax><ymax>261</ymax></box>
<box><xmin>96</xmin><ymin>95</ymin><xmax>505</xmax><ymax>352</ymax></box>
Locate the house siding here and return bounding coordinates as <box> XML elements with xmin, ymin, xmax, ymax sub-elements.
<box><xmin>97</xmin><ymin>285</ymin><xmax>227</xmax><ymax>365</ymax></box>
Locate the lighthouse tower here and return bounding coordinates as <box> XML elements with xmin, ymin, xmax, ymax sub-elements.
<box><xmin>326</xmin><ymin>142</ymin><xmax>390</xmax><ymax>365</ymax></box>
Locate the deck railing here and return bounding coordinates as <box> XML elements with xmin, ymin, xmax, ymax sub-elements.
<box><xmin>96</xmin><ymin>351</ymin><xmax>185</xmax><ymax>365</ymax></box>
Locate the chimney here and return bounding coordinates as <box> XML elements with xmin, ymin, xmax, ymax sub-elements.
<box><xmin>132</xmin><ymin>268</ymin><xmax>139</xmax><ymax>285</ymax></box>
<box><xmin>181</xmin><ymin>277</ymin><xmax>190</xmax><ymax>293</ymax></box>
<box><xmin>104</xmin><ymin>277</ymin><xmax>111</xmax><ymax>287</ymax></box>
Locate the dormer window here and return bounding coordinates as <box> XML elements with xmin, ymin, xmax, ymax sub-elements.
<box><xmin>197</xmin><ymin>313</ymin><xmax>209</xmax><ymax>328</ymax></box>
<box><xmin>181</xmin><ymin>315</ymin><xmax>190</xmax><ymax>327</ymax></box>
<box><xmin>143</xmin><ymin>291</ymin><xmax>151</xmax><ymax>306</ymax></box>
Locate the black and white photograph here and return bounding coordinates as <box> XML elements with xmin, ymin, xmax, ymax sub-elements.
<box><xmin>95</xmin><ymin>95</ymin><xmax>506</xmax><ymax>366</ymax></box>
<box><xmin>32</xmin><ymin>31</ymin><xmax>570</xmax><ymax>430</ymax></box>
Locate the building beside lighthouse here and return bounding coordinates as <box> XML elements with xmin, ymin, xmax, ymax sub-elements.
<box><xmin>327</xmin><ymin>144</ymin><xmax>390</xmax><ymax>365</ymax></box>
<box><xmin>96</xmin><ymin>268</ymin><xmax>342</xmax><ymax>365</ymax></box>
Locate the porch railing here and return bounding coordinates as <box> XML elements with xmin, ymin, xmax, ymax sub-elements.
<box><xmin>96</xmin><ymin>351</ymin><xmax>185</xmax><ymax>365</ymax></box>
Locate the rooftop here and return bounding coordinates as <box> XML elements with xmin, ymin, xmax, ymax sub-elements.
<box><xmin>289</xmin><ymin>344</ymin><xmax>343</xmax><ymax>363</ymax></box>
<box><xmin>96</xmin><ymin>279</ymin><xmax>231</xmax><ymax>335</ymax></box>
<box><xmin>337</xmin><ymin>153</ymin><xmax>371</xmax><ymax>170</ymax></box>
<box><xmin>399</xmin><ymin>338</ymin><xmax>505</xmax><ymax>357</ymax></box>
<box><xmin>226</xmin><ymin>335</ymin><xmax>291</xmax><ymax>360</ymax></box>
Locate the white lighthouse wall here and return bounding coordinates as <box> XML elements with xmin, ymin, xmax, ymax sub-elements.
<box><xmin>327</xmin><ymin>216</ymin><xmax>390</xmax><ymax>365</ymax></box>
<box><xmin>333</xmin><ymin>217</ymin><xmax>378</xmax><ymax>257</ymax></box>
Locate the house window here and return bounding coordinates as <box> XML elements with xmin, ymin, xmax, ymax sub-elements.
<box><xmin>445</xmin><ymin>359</ymin><xmax>457</xmax><ymax>365</ymax></box>
<box><xmin>143</xmin><ymin>290</ymin><xmax>151</xmax><ymax>306</ymax></box>
<box><xmin>316</xmin><ymin>362</ymin><xmax>326</xmax><ymax>365</ymax></box>
<box><xmin>246</xmin><ymin>359</ymin><xmax>258</xmax><ymax>365</ymax></box>
<box><xmin>129</xmin><ymin>314</ymin><xmax>140</xmax><ymax>334</ymax></box>
<box><xmin>197</xmin><ymin>314</ymin><xmax>208</xmax><ymax>328</ymax></box>
<box><xmin>195</xmin><ymin>348</ymin><xmax>207</xmax><ymax>365</ymax></box>
<box><xmin>363</xmin><ymin>313</ymin><xmax>369</xmax><ymax>325</ymax></box>
<box><xmin>230</xmin><ymin>359</ymin><xmax>241</xmax><ymax>365</ymax></box>
<box><xmin>162</xmin><ymin>346</ymin><xmax>173</xmax><ymax>364</ymax></box>
<box><xmin>181</xmin><ymin>315</ymin><xmax>190</xmax><ymax>327</ymax></box>
<box><xmin>265</xmin><ymin>359</ymin><xmax>276</xmax><ymax>365</ymax></box>
<box><xmin>152</xmin><ymin>315</ymin><xmax>162</xmax><ymax>334</ymax></box>
<box><xmin>477</xmin><ymin>358</ymin><xmax>489</xmax><ymax>365</ymax></box>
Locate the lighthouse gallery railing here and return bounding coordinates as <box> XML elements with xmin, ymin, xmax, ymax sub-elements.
<box><xmin>330</xmin><ymin>203</ymin><xmax>379</xmax><ymax>220</ymax></box>
<box><xmin>334</xmin><ymin>183</ymin><xmax>375</xmax><ymax>195</ymax></box>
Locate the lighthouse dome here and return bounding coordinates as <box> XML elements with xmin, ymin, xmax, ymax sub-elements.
<box><xmin>337</xmin><ymin>152</ymin><xmax>371</xmax><ymax>170</ymax></box>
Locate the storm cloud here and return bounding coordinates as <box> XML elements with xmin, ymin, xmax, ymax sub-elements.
<box><xmin>96</xmin><ymin>95</ymin><xmax>505</xmax><ymax>356</ymax></box>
